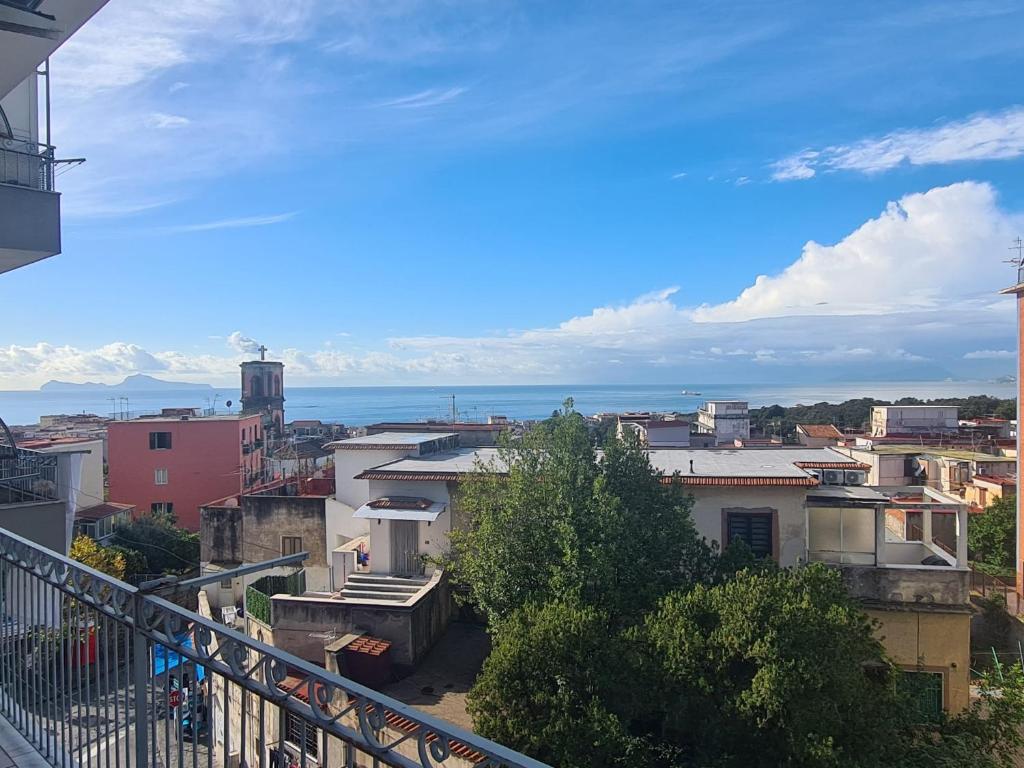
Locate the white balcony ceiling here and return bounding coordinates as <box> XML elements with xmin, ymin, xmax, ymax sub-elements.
<box><xmin>0</xmin><ymin>0</ymin><xmax>109</xmax><ymax>98</ymax></box>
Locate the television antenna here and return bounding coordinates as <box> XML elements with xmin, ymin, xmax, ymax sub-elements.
<box><xmin>1006</xmin><ymin>237</ymin><xmax>1024</xmax><ymax>274</ymax></box>
<box><xmin>308</xmin><ymin>626</ymin><xmax>340</xmax><ymax>645</ymax></box>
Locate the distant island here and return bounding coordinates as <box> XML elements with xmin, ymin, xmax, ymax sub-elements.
<box><xmin>40</xmin><ymin>374</ymin><xmax>214</xmax><ymax>392</ymax></box>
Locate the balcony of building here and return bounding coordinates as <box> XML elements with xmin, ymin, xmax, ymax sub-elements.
<box><xmin>807</xmin><ymin>485</ymin><xmax>970</xmax><ymax>607</ymax></box>
<box><xmin>0</xmin><ymin>525</ymin><xmax>545</xmax><ymax>768</ymax></box>
<box><xmin>0</xmin><ymin>135</ymin><xmax>60</xmax><ymax>274</ymax></box>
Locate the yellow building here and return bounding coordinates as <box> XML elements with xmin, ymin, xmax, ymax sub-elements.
<box><xmin>807</xmin><ymin>485</ymin><xmax>972</xmax><ymax>713</ymax></box>
<box><xmin>964</xmin><ymin>473</ymin><xmax>1016</xmax><ymax>512</ymax></box>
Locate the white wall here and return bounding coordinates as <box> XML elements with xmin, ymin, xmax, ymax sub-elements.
<box><xmin>35</xmin><ymin>439</ymin><xmax>103</xmax><ymax>512</ymax></box>
<box><xmin>686</xmin><ymin>486</ymin><xmax>808</xmax><ymax>567</ymax></box>
<box><xmin>325</xmin><ymin>496</ymin><xmax>367</xmax><ymax>550</ymax></box>
<box><xmin>333</xmin><ymin>447</ymin><xmax>411</xmax><ymax>508</ymax></box>
<box><xmin>0</xmin><ymin>76</ymin><xmax>38</xmax><ymax>141</ymax></box>
<box><xmin>366</xmin><ymin>479</ymin><xmax>452</xmax><ymax>573</ymax></box>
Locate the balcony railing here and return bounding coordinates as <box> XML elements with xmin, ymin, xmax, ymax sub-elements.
<box><xmin>0</xmin><ymin>138</ymin><xmax>55</xmax><ymax>192</ymax></box>
<box><xmin>0</xmin><ymin>526</ymin><xmax>545</xmax><ymax>768</ymax></box>
<box><xmin>0</xmin><ymin>447</ymin><xmax>59</xmax><ymax>504</ymax></box>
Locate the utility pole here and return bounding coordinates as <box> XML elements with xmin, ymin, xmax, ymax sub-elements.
<box><xmin>450</xmin><ymin>394</ymin><xmax>457</xmax><ymax>424</ymax></box>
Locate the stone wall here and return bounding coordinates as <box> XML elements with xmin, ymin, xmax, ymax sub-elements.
<box><xmin>840</xmin><ymin>563</ymin><xmax>969</xmax><ymax>606</ymax></box>
<box><xmin>270</xmin><ymin>572</ymin><xmax>452</xmax><ymax>669</ymax></box>
<box><xmin>200</xmin><ymin>503</ymin><xmax>242</xmax><ymax>564</ymax></box>
<box><xmin>241</xmin><ymin>494</ymin><xmax>329</xmax><ymax>568</ymax></box>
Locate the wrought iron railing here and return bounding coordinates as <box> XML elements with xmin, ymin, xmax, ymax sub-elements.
<box><xmin>0</xmin><ymin>138</ymin><xmax>55</xmax><ymax>191</ymax></box>
<box><xmin>0</xmin><ymin>447</ymin><xmax>59</xmax><ymax>503</ymax></box>
<box><xmin>0</xmin><ymin>527</ymin><xmax>546</xmax><ymax>768</ymax></box>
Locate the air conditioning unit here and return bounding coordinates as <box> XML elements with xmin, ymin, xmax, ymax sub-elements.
<box><xmin>844</xmin><ymin>470</ymin><xmax>868</xmax><ymax>486</ymax></box>
<box><xmin>822</xmin><ymin>469</ymin><xmax>844</xmax><ymax>485</ymax></box>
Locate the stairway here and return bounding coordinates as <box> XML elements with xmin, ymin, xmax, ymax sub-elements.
<box><xmin>339</xmin><ymin>572</ymin><xmax>429</xmax><ymax>603</ymax></box>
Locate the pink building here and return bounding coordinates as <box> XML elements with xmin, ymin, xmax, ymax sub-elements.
<box><xmin>108</xmin><ymin>413</ymin><xmax>266</xmax><ymax>532</ymax></box>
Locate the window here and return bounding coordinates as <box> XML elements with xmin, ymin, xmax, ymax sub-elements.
<box><xmin>220</xmin><ymin>578</ymin><xmax>232</xmax><ymax>589</ymax></box>
<box><xmin>281</xmin><ymin>536</ymin><xmax>302</xmax><ymax>556</ymax></box>
<box><xmin>285</xmin><ymin>712</ymin><xmax>319</xmax><ymax>759</ymax></box>
<box><xmin>149</xmin><ymin>432</ymin><xmax>172</xmax><ymax>450</ymax></box>
<box><xmin>898</xmin><ymin>671</ymin><xmax>943</xmax><ymax>723</ymax></box>
<box><xmin>726</xmin><ymin>511</ymin><xmax>773</xmax><ymax>558</ymax></box>
<box><xmin>151</xmin><ymin>502</ymin><xmax>174</xmax><ymax>516</ymax></box>
<box><xmin>154</xmin><ymin>468</ymin><xmax>168</xmax><ymax>485</ymax></box>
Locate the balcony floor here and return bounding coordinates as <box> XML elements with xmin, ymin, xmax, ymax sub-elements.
<box><xmin>0</xmin><ymin>713</ymin><xmax>51</xmax><ymax>768</ymax></box>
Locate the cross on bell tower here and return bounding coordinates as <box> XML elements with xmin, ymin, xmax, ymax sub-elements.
<box><xmin>258</xmin><ymin>344</ymin><xmax>268</xmax><ymax>361</ymax></box>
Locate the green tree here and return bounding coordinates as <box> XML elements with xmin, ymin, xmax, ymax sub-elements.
<box><xmin>636</xmin><ymin>564</ymin><xmax>903</xmax><ymax>768</ymax></box>
<box><xmin>969</xmin><ymin>495</ymin><xmax>1016</xmax><ymax>571</ymax></box>
<box><xmin>111</xmin><ymin>511</ymin><xmax>198</xmax><ymax>576</ymax></box>
<box><xmin>70</xmin><ymin>534</ymin><xmax>127</xmax><ymax>580</ymax></box>
<box><xmin>467</xmin><ymin>599</ymin><xmax>632</xmax><ymax>767</ymax></box>
<box><xmin>447</xmin><ymin>401</ymin><xmax>711</xmax><ymax>627</ymax></box>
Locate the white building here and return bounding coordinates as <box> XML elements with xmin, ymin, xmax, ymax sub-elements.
<box><xmin>616</xmin><ymin>417</ymin><xmax>691</xmax><ymax>447</ymax></box>
<box><xmin>870</xmin><ymin>405</ymin><xmax>959</xmax><ymax>437</ymax></box>
<box><xmin>696</xmin><ymin>400</ymin><xmax>750</xmax><ymax>441</ymax></box>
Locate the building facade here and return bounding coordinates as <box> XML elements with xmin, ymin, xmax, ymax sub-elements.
<box><xmin>240</xmin><ymin>358</ymin><xmax>285</xmax><ymax>440</ymax></box>
<box><xmin>870</xmin><ymin>405</ymin><xmax>959</xmax><ymax>437</ymax></box>
<box><xmin>696</xmin><ymin>400</ymin><xmax>750</xmax><ymax>441</ymax></box>
<box><xmin>1000</xmin><ymin>274</ymin><xmax>1024</xmax><ymax>596</ymax></box>
<box><xmin>108</xmin><ymin>413</ymin><xmax>266</xmax><ymax>531</ymax></box>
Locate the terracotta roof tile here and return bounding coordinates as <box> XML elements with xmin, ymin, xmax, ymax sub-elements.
<box><xmin>797</xmin><ymin>424</ymin><xmax>844</xmax><ymax>439</ymax></box>
<box><xmin>661</xmin><ymin>476</ymin><xmax>819</xmax><ymax>487</ymax></box>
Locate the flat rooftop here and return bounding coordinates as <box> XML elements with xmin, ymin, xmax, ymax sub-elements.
<box><xmin>356</xmin><ymin>446</ymin><xmax>865</xmax><ymax>485</ymax></box>
<box><xmin>122</xmin><ymin>414</ymin><xmax>253</xmax><ymax>423</ymax></box>
<box><xmin>356</xmin><ymin>448</ymin><xmax>501</xmax><ymax>479</ymax></box>
<box><xmin>844</xmin><ymin>445</ymin><xmax>1011</xmax><ymax>461</ymax></box>
<box><xmin>648</xmin><ymin>448</ymin><xmax>864</xmax><ymax>479</ymax></box>
<box><xmin>326</xmin><ymin>432</ymin><xmax>459</xmax><ymax>450</ymax></box>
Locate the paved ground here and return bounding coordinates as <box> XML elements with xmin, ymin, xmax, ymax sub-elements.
<box><xmin>382</xmin><ymin>622</ymin><xmax>490</xmax><ymax>731</ymax></box>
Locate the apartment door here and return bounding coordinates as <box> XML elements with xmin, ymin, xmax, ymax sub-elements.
<box><xmin>391</xmin><ymin>520</ymin><xmax>419</xmax><ymax>576</ymax></box>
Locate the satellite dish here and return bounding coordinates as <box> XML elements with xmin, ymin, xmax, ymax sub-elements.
<box><xmin>226</xmin><ymin>400</ymin><xmax>232</xmax><ymax>408</ymax></box>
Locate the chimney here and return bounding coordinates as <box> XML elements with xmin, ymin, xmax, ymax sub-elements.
<box><xmin>689</xmin><ymin>459</ymin><xmax>695</xmax><ymax>474</ymax></box>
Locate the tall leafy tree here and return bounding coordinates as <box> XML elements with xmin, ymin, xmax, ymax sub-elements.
<box><xmin>111</xmin><ymin>511</ymin><xmax>198</xmax><ymax>576</ymax></box>
<box><xmin>969</xmin><ymin>495</ymin><xmax>1016</xmax><ymax>572</ymax></box>
<box><xmin>637</xmin><ymin>564</ymin><xmax>903</xmax><ymax>768</ymax></box>
<box><xmin>448</xmin><ymin>400</ymin><xmax>711</xmax><ymax>626</ymax></box>
<box><xmin>467</xmin><ymin>599</ymin><xmax>633</xmax><ymax>767</ymax></box>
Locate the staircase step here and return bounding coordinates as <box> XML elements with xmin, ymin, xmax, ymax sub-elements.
<box><xmin>347</xmin><ymin>574</ymin><xmax>428</xmax><ymax>586</ymax></box>
<box><xmin>342</xmin><ymin>585</ymin><xmax>417</xmax><ymax>598</ymax></box>
<box><xmin>339</xmin><ymin>589</ymin><xmax>413</xmax><ymax>602</ymax></box>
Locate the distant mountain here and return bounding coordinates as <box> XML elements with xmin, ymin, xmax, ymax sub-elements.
<box><xmin>40</xmin><ymin>374</ymin><xmax>214</xmax><ymax>392</ymax></box>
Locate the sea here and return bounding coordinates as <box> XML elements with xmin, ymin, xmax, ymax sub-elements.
<box><xmin>0</xmin><ymin>381</ymin><xmax>1016</xmax><ymax>427</ymax></box>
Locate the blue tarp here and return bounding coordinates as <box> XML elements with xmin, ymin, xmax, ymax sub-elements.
<box><xmin>153</xmin><ymin>632</ymin><xmax>206</xmax><ymax>682</ymax></box>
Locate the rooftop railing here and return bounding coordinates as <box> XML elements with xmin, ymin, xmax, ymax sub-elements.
<box><xmin>0</xmin><ymin>137</ymin><xmax>55</xmax><ymax>192</ymax></box>
<box><xmin>0</xmin><ymin>526</ymin><xmax>546</xmax><ymax>768</ymax></box>
<box><xmin>0</xmin><ymin>447</ymin><xmax>59</xmax><ymax>504</ymax></box>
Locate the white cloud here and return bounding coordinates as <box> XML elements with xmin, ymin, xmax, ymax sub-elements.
<box><xmin>770</xmin><ymin>151</ymin><xmax>818</xmax><ymax>181</ymax></box>
<box><xmin>2</xmin><ymin>182</ymin><xmax>1019</xmax><ymax>388</ymax></box>
<box><xmin>146</xmin><ymin>113</ymin><xmax>190</xmax><ymax>129</ymax></box>
<box><xmin>376</xmin><ymin>87</ymin><xmax>468</xmax><ymax>109</ymax></box>
<box><xmin>695</xmin><ymin>182</ymin><xmax>1023</xmax><ymax>322</ymax></box>
<box><xmin>164</xmin><ymin>212</ymin><xmax>297</xmax><ymax>234</ymax></box>
<box><xmin>964</xmin><ymin>349</ymin><xmax>1015</xmax><ymax>359</ymax></box>
<box><xmin>671</xmin><ymin>172</ymin><xmax>688</xmax><ymax>179</ymax></box>
<box><xmin>772</xmin><ymin>106</ymin><xmax>1024</xmax><ymax>180</ymax></box>
<box><xmin>227</xmin><ymin>332</ymin><xmax>261</xmax><ymax>355</ymax></box>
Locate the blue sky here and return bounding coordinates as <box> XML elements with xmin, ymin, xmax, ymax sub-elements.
<box><xmin>2</xmin><ymin>0</ymin><xmax>1024</xmax><ymax>388</ymax></box>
